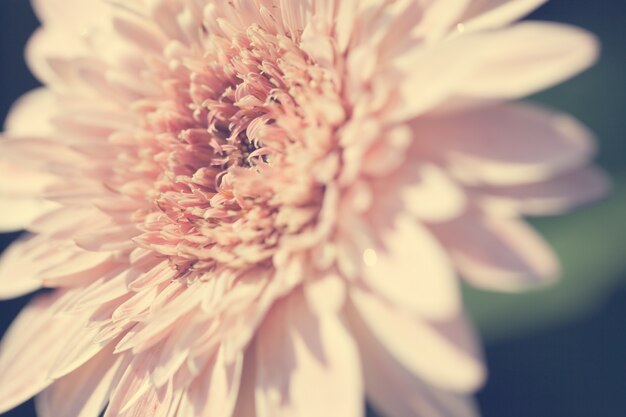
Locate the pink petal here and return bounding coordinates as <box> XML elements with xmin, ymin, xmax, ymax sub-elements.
<box><xmin>361</xmin><ymin>213</ymin><xmax>461</xmax><ymax>319</ymax></box>
<box><xmin>350</xmin><ymin>289</ymin><xmax>485</xmax><ymax>393</ymax></box>
<box><xmin>104</xmin><ymin>346</ymin><xmax>167</xmax><ymax>416</ymax></box>
<box><xmin>432</xmin><ymin>215</ymin><xmax>560</xmax><ymax>291</ymax></box>
<box><xmin>176</xmin><ymin>346</ymin><xmax>243</xmax><ymax>417</ymax></box>
<box><xmin>348</xmin><ymin>298</ymin><xmax>479</xmax><ymax>417</ymax></box>
<box><xmin>460</xmin><ymin>0</ymin><xmax>548</xmax><ymax>32</ymax></box>
<box><xmin>231</xmin><ymin>345</ymin><xmax>257</xmax><ymax>417</ymax></box>
<box><xmin>255</xmin><ymin>288</ymin><xmax>363</xmax><ymax>417</ymax></box>
<box><xmin>416</xmin><ymin>103</ymin><xmax>596</xmax><ymax>185</ymax></box>
<box><xmin>36</xmin><ymin>345</ymin><xmax>125</xmax><ymax>417</ymax></box>
<box><xmin>456</xmin><ymin>22</ymin><xmax>598</xmax><ymax>99</ymax></box>
<box><xmin>0</xmin><ymin>234</ymin><xmax>45</xmax><ymax>299</ymax></box>
<box><xmin>0</xmin><ymin>291</ymin><xmax>90</xmax><ymax>412</ymax></box>
<box><xmin>476</xmin><ymin>167</ymin><xmax>610</xmax><ymax>216</ymax></box>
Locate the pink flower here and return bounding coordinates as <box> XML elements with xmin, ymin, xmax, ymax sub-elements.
<box><xmin>0</xmin><ymin>1</ymin><xmax>608</xmax><ymax>416</ymax></box>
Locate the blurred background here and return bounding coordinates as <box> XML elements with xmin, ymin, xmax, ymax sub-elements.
<box><xmin>0</xmin><ymin>1</ymin><xmax>624</xmax><ymax>416</ymax></box>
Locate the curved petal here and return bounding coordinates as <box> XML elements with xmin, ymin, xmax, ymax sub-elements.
<box><xmin>176</xmin><ymin>346</ymin><xmax>243</xmax><ymax>417</ymax></box>
<box><xmin>455</xmin><ymin>22</ymin><xmax>599</xmax><ymax>99</ymax></box>
<box><xmin>348</xmin><ymin>298</ymin><xmax>479</xmax><ymax>417</ymax></box>
<box><xmin>476</xmin><ymin>167</ymin><xmax>610</xmax><ymax>216</ymax></box>
<box><xmin>350</xmin><ymin>288</ymin><xmax>485</xmax><ymax>393</ymax></box>
<box><xmin>0</xmin><ymin>197</ymin><xmax>52</xmax><ymax>233</ymax></box>
<box><xmin>35</xmin><ymin>345</ymin><xmax>124</xmax><ymax>417</ymax></box>
<box><xmin>255</xmin><ymin>288</ymin><xmax>363</xmax><ymax>417</ymax></box>
<box><xmin>0</xmin><ymin>234</ymin><xmax>45</xmax><ymax>299</ymax></box>
<box><xmin>231</xmin><ymin>344</ymin><xmax>258</xmax><ymax>417</ymax></box>
<box><xmin>459</xmin><ymin>0</ymin><xmax>547</xmax><ymax>32</ymax></box>
<box><xmin>3</xmin><ymin>88</ymin><xmax>57</xmax><ymax>134</ymax></box>
<box><xmin>415</xmin><ymin>103</ymin><xmax>596</xmax><ymax>185</ymax></box>
<box><xmin>0</xmin><ymin>291</ymin><xmax>90</xmax><ymax>413</ymax></box>
<box><xmin>360</xmin><ymin>212</ymin><xmax>461</xmax><ymax>319</ymax></box>
<box><xmin>432</xmin><ymin>215</ymin><xmax>560</xmax><ymax>291</ymax></box>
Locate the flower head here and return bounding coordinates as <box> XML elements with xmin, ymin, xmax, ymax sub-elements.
<box><xmin>0</xmin><ymin>1</ymin><xmax>607</xmax><ymax>416</ymax></box>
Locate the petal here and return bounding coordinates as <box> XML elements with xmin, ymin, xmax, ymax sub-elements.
<box><xmin>0</xmin><ymin>291</ymin><xmax>89</xmax><ymax>412</ymax></box>
<box><xmin>0</xmin><ymin>197</ymin><xmax>52</xmax><ymax>233</ymax></box>
<box><xmin>348</xmin><ymin>298</ymin><xmax>479</xmax><ymax>417</ymax></box>
<box><xmin>460</xmin><ymin>0</ymin><xmax>548</xmax><ymax>32</ymax></box>
<box><xmin>476</xmin><ymin>167</ymin><xmax>610</xmax><ymax>216</ymax></box>
<box><xmin>455</xmin><ymin>22</ymin><xmax>599</xmax><ymax>99</ymax></box>
<box><xmin>3</xmin><ymin>88</ymin><xmax>57</xmax><ymax>135</ymax></box>
<box><xmin>432</xmin><ymin>215</ymin><xmax>560</xmax><ymax>291</ymax></box>
<box><xmin>104</xmin><ymin>346</ymin><xmax>170</xmax><ymax>416</ymax></box>
<box><xmin>416</xmin><ymin>103</ymin><xmax>596</xmax><ymax>185</ymax></box>
<box><xmin>350</xmin><ymin>289</ymin><xmax>485</xmax><ymax>393</ymax></box>
<box><xmin>0</xmin><ymin>234</ymin><xmax>45</xmax><ymax>300</ymax></box>
<box><xmin>176</xmin><ymin>346</ymin><xmax>243</xmax><ymax>417</ymax></box>
<box><xmin>231</xmin><ymin>344</ymin><xmax>257</xmax><ymax>417</ymax></box>
<box><xmin>36</xmin><ymin>345</ymin><xmax>124</xmax><ymax>417</ymax></box>
<box><xmin>390</xmin><ymin>22</ymin><xmax>597</xmax><ymax>120</ymax></box>
<box><xmin>360</xmin><ymin>213</ymin><xmax>461</xmax><ymax>319</ymax></box>
<box><xmin>255</xmin><ymin>288</ymin><xmax>363</xmax><ymax>417</ymax></box>
<box><xmin>390</xmin><ymin>163</ymin><xmax>467</xmax><ymax>223</ymax></box>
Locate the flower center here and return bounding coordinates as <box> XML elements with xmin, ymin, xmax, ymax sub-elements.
<box><xmin>124</xmin><ymin>24</ymin><xmax>344</xmax><ymax>276</ymax></box>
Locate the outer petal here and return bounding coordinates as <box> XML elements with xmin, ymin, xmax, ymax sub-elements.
<box><xmin>3</xmin><ymin>88</ymin><xmax>56</xmax><ymax>134</ymax></box>
<box><xmin>476</xmin><ymin>167</ymin><xmax>610</xmax><ymax>216</ymax></box>
<box><xmin>255</xmin><ymin>288</ymin><xmax>363</xmax><ymax>417</ymax></box>
<box><xmin>415</xmin><ymin>103</ymin><xmax>596</xmax><ymax>185</ymax></box>
<box><xmin>455</xmin><ymin>22</ymin><xmax>599</xmax><ymax>99</ymax></box>
<box><xmin>390</xmin><ymin>22</ymin><xmax>597</xmax><ymax>120</ymax></box>
<box><xmin>348</xmin><ymin>297</ymin><xmax>479</xmax><ymax>417</ymax></box>
<box><xmin>350</xmin><ymin>288</ymin><xmax>485</xmax><ymax>393</ymax></box>
<box><xmin>0</xmin><ymin>291</ymin><xmax>90</xmax><ymax>412</ymax></box>
<box><xmin>0</xmin><ymin>234</ymin><xmax>46</xmax><ymax>299</ymax></box>
<box><xmin>459</xmin><ymin>0</ymin><xmax>548</xmax><ymax>32</ymax></box>
<box><xmin>432</xmin><ymin>215</ymin><xmax>560</xmax><ymax>291</ymax></box>
<box><xmin>35</xmin><ymin>345</ymin><xmax>125</xmax><ymax>417</ymax></box>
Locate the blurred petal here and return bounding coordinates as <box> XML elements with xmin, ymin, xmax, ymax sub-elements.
<box><xmin>433</xmin><ymin>215</ymin><xmax>560</xmax><ymax>291</ymax></box>
<box><xmin>255</xmin><ymin>289</ymin><xmax>363</xmax><ymax>417</ymax></box>
<box><xmin>36</xmin><ymin>345</ymin><xmax>124</xmax><ymax>417</ymax></box>
<box><xmin>349</xmin><ymin>297</ymin><xmax>480</xmax><ymax>417</ymax></box>
<box><xmin>456</xmin><ymin>22</ymin><xmax>599</xmax><ymax>99</ymax></box>
<box><xmin>362</xmin><ymin>213</ymin><xmax>461</xmax><ymax>319</ymax></box>
<box><xmin>460</xmin><ymin>0</ymin><xmax>548</xmax><ymax>32</ymax></box>
<box><xmin>416</xmin><ymin>103</ymin><xmax>596</xmax><ymax>185</ymax></box>
<box><xmin>350</xmin><ymin>289</ymin><xmax>485</xmax><ymax>392</ymax></box>
<box><xmin>477</xmin><ymin>167</ymin><xmax>611</xmax><ymax>216</ymax></box>
<box><xmin>0</xmin><ymin>292</ymin><xmax>89</xmax><ymax>412</ymax></box>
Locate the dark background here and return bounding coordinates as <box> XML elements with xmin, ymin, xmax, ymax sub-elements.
<box><xmin>1</xmin><ymin>1</ymin><xmax>625</xmax><ymax>416</ymax></box>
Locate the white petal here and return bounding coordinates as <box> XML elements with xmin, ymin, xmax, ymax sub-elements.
<box><xmin>255</xmin><ymin>289</ymin><xmax>363</xmax><ymax>417</ymax></box>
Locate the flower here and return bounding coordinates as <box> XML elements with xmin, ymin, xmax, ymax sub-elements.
<box><xmin>0</xmin><ymin>0</ymin><xmax>608</xmax><ymax>416</ymax></box>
